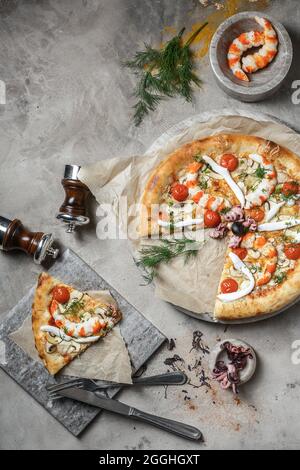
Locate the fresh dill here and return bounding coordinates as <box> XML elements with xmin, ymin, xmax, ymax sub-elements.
<box><xmin>125</xmin><ymin>23</ymin><xmax>208</xmax><ymax>126</ymax></box>
<box><xmin>136</xmin><ymin>237</ymin><xmax>201</xmax><ymax>284</ymax></box>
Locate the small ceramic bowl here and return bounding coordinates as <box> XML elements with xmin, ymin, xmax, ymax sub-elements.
<box><xmin>209</xmin><ymin>11</ymin><xmax>293</xmax><ymax>102</ymax></box>
<box><xmin>210</xmin><ymin>338</ymin><xmax>257</xmax><ymax>385</ymax></box>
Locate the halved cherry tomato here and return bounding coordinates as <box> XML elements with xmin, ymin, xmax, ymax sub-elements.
<box><xmin>204</xmin><ymin>209</ymin><xmax>221</xmax><ymax>228</ymax></box>
<box><xmin>282</xmin><ymin>181</ymin><xmax>299</xmax><ymax>197</ymax></box>
<box><xmin>247</xmin><ymin>207</ymin><xmax>265</xmax><ymax>222</ymax></box>
<box><xmin>171</xmin><ymin>183</ymin><xmax>189</xmax><ymax>202</ymax></box>
<box><xmin>52</xmin><ymin>285</ymin><xmax>70</xmax><ymax>304</ymax></box>
<box><xmin>220</xmin><ymin>154</ymin><xmax>238</xmax><ymax>172</ymax></box>
<box><xmin>220</xmin><ymin>278</ymin><xmax>239</xmax><ymax>294</ymax></box>
<box><xmin>232</xmin><ymin>247</ymin><xmax>248</xmax><ymax>260</ymax></box>
<box><xmin>284</xmin><ymin>244</ymin><xmax>300</xmax><ymax>260</ymax></box>
<box><xmin>48</xmin><ymin>299</ymin><xmax>58</xmax><ymax>315</ymax></box>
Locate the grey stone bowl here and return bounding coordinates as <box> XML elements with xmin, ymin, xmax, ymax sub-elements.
<box><xmin>209</xmin><ymin>11</ymin><xmax>293</xmax><ymax>102</ymax></box>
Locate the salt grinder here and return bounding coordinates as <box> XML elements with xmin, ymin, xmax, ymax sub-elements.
<box><xmin>0</xmin><ymin>216</ymin><xmax>59</xmax><ymax>264</ymax></box>
<box><xmin>56</xmin><ymin>165</ymin><xmax>90</xmax><ymax>233</ymax></box>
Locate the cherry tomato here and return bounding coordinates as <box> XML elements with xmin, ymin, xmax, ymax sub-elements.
<box><xmin>232</xmin><ymin>247</ymin><xmax>248</xmax><ymax>260</ymax></box>
<box><xmin>220</xmin><ymin>278</ymin><xmax>239</xmax><ymax>294</ymax></box>
<box><xmin>284</xmin><ymin>244</ymin><xmax>300</xmax><ymax>260</ymax></box>
<box><xmin>282</xmin><ymin>181</ymin><xmax>299</xmax><ymax>197</ymax></box>
<box><xmin>220</xmin><ymin>153</ymin><xmax>238</xmax><ymax>172</ymax></box>
<box><xmin>204</xmin><ymin>210</ymin><xmax>221</xmax><ymax>228</ymax></box>
<box><xmin>247</xmin><ymin>207</ymin><xmax>265</xmax><ymax>222</ymax></box>
<box><xmin>52</xmin><ymin>285</ymin><xmax>70</xmax><ymax>304</ymax></box>
<box><xmin>171</xmin><ymin>183</ymin><xmax>189</xmax><ymax>202</ymax></box>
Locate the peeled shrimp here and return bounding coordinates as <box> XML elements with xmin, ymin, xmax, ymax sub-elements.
<box><xmin>227</xmin><ymin>30</ymin><xmax>265</xmax><ymax>82</ymax></box>
<box><xmin>242</xmin><ymin>17</ymin><xmax>278</xmax><ymax>74</ymax></box>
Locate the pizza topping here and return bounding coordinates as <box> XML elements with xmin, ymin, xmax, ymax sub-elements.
<box><xmin>204</xmin><ymin>209</ymin><xmax>221</xmax><ymax>228</ymax></box>
<box><xmin>209</xmin><ymin>222</ymin><xmax>228</xmax><ymax>239</ymax></box>
<box><xmin>232</xmin><ymin>247</ymin><xmax>248</xmax><ymax>260</ymax></box>
<box><xmin>218</xmin><ymin>252</ymin><xmax>255</xmax><ymax>302</ymax></box>
<box><xmin>52</xmin><ymin>285</ymin><xmax>70</xmax><ymax>304</ymax></box>
<box><xmin>284</xmin><ymin>244</ymin><xmax>300</xmax><ymax>260</ymax></box>
<box><xmin>202</xmin><ymin>155</ymin><xmax>246</xmax><ymax>207</ymax></box>
<box><xmin>220</xmin><ymin>278</ymin><xmax>239</xmax><ymax>294</ymax></box>
<box><xmin>171</xmin><ymin>183</ymin><xmax>189</xmax><ymax>202</ymax></box>
<box><xmin>243</xmin><ymin>217</ymin><xmax>257</xmax><ymax>232</ymax></box>
<box><xmin>40</xmin><ymin>325</ymin><xmax>101</xmax><ymax>344</ymax></box>
<box><xmin>282</xmin><ymin>181</ymin><xmax>299</xmax><ymax>197</ymax></box>
<box><xmin>158</xmin><ymin>217</ymin><xmax>204</xmax><ymax>228</ymax></box>
<box><xmin>229</xmin><ymin>235</ymin><xmax>242</xmax><ymax>248</ymax></box>
<box><xmin>220</xmin><ymin>153</ymin><xmax>239</xmax><ymax>172</ymax></box>
<box><xmin>245</xmin><ymin>154</ymin><xmax>277</xmax><ymax>209</ymax></box>
<box><xmin>247</xmin><ymin>207</ymin><xmax>265</xmax><ymax>222</ymax></box>
<box><xmin>258</xmin><ymin>219</ymin><xmax>300</xmax><ymax>231</ymax></box>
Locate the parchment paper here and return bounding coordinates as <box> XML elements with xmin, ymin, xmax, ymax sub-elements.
<box><xmin>79</xmin><ymin>111</ymin><xmax>300</xmax><ymax>316</ymax></box>
<box><xmin>9</xmin><ymin>290</ymin><xmax>133</xmax><ymax>383</ymax></box>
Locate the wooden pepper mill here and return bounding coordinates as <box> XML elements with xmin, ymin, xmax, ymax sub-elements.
<box><xmin>56</xmin><ymin>165</ymin><xmax>90</xmax><ymax>233</ymax></box>
<box><xmin>0</xmin><ymin>216</ymin><xmax>59</xmax><ymax>264</ymax></box>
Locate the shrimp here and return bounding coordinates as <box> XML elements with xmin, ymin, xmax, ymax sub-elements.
<box><xmin>240</xmin><ymin>233</ymin><xmax>278</xmax><ymax>286</ymax></box>
<box><xmin>245</xmin><ymin>153</ymin><xmax>277</xmax><ymax>209</ymax></box>
<box><xmin>50</xmin><ymin>299</ymin><xmax>108</xmax><ymax>338</ymax></box>
<box><xmin>242</xmin><ymin>17</ymin><xmax>278</xmax><ymax>74</ymax></box>
<box><xmin>227</xmin><ymin>30</ymin><xmax>265</xmax><ymax>82</ymax></box>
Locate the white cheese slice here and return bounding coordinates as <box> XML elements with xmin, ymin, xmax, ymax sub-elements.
<box><xmin>217</xmin><ymin>252</ymin><xmax>255</xmax><ymax>302</ymax></box>
<box><xmin>202</xmin><ymin>155</ymin><xmax>245</xmax><ymax>207</ymax></box>
<box><xmin>258</xmin><ymin>219</ymin><xmax>300</xmax><ymax>231</ymax></box>
<box><xmin>265</xmin><ymin>201</ymin><xmax>285</xmax><ymax>222</ymax></box>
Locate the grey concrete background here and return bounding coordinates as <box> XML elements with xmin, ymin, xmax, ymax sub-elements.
<box><xmin>0</xmin><ymin>0</ymin><xmax>300</xmax><ymax>450</ymax></box>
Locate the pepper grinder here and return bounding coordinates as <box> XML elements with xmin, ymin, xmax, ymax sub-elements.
<box><xmin>56</xmin><ymin>164</ymin><xmax>90</xmax><ymax>233</ymax></box>
<box><xmin>0</xmin><ymin>216</ymin><xmax>59</xmax><ymax>264</ymax></box>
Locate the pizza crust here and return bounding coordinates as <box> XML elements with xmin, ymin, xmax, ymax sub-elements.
<box><xmin>32</xmin><ymin>273</ymin><xmax>122</xmax><ymax>375</ymax></box>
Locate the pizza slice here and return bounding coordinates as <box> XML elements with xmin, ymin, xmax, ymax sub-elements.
<box><xmin>32</xmin><ymin>272</ymin><xmax>122</xmax><ymax>375</ymax></box>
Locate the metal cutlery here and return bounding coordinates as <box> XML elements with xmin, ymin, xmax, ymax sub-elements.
<box><xmin>49</xmin><ymin>387</ymin><xmax>202</xmax><ymax>441</ymax></box>
<box><xmin>46</xmin><ymin>371</ymin><xmax>187</xmax><ymax>394</ymax></box>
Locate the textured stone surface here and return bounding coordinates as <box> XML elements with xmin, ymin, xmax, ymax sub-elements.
<box><xmin>1</xmin><ymin>0</ymin><xmax>300</xmax><ymax>450</ymax></box>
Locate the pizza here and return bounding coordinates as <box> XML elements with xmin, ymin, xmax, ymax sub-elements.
<box><xmin>32</xmin><ymin>273</ymin><xmax>122</xmax><ymax>374</ymax></box>
<box><xmin>140</xmin><ymin>134</ymin><xmax>300</xmax><ymax>320</ymax></box>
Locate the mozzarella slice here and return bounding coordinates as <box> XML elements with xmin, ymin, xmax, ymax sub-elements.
<box><xmin>202</xmin><ymin>155</ymin><xmax>245</xmax><ymax>207</ymax></box>
<box><xmin>40</xmin><ymin>325</ymin><xmax>100</xmax><ymax>344</ymax></box>
<box><xmin>158</xmin><ymin>218</ymin><xmax>203</xmax><ymax>228</ymax></box>
<box><xmin>217</xmin><ymin>252</ymin><xmax>255</xmax><ymax>302</ymax></box>
<box><xmin>258</xmin><ymin>219</ymin><xmax>300</xmax><ymax>231</ymax></box>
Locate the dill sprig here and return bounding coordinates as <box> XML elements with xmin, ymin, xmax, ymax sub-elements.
<box><xmin>136</xmin><ymin>237</ymin><xmax>201</xmax><ymax>284</ymax></box>
<box><xmin>125</xmin><ymin>22</ymin><xmax>208</xmax><ymax>126</ymax></box>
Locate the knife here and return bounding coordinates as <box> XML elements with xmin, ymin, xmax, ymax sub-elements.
<box><xmin>57</xmin><ymin>387</ymin><xmax>202</xmax><ymax>441</ymax></box>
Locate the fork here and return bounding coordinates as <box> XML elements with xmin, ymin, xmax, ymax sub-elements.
<box><xmin>46</xmin><ymin>371</ymin><xmax>187</xmax><ymax>396</ymax></box>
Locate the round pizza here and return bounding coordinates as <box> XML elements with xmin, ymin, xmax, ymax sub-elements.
<box><xmin>139</xmin><ymin>134</ymin><xmax>300</xmax><ymax>321</ymax></box>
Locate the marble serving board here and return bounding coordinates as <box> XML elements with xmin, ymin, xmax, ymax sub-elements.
<box><xmin>0</xmin><ymin>249</ymin><xmax>166</xmax><ymax>436</ymax></box>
